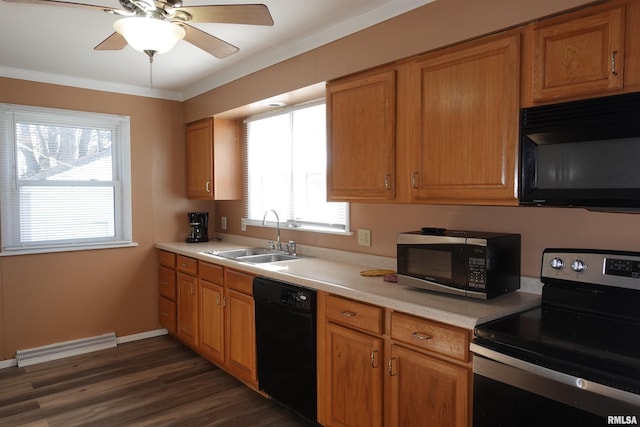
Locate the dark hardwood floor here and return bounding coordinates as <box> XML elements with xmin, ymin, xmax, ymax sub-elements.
<box><xmin>0</xmin><ymin>335</ymin><xmax>310</xmax><ymax>426</ymax></box>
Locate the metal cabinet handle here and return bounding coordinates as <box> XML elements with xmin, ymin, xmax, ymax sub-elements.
<box><xmin>206</xmin><ymin>181</ymin><xmax>211</xmax><ymax>193</ymax></box>
<box><xmin>611</xmin><ymin>50</ymin><xmax>618</xmax><ymax>75</ymax></box>
<box><xmin>388</xmin><ymin>357</ymin><xmax>397</xmax><ymax>376</ymax></box>
<box><xmin>216</xmin><ymin>294</ymin><xmax>220</xmax><ymax>305</ymax></box>
<box><xmin>161</xmin><ymin>311</ymin><xmax>169</xmax><ymax>317</ymax></box>
<box><xmin>160</xmin><ymin>281</ymin><xmax>168</xmax><ymax>286</ymax></box>
<box><xmin>371</xmin><ymin>350</ymin><xmax>379</xmax><ymax>368</ymax></box>
<box><xmin>411</xmin><ymin>172</ymin><xmax>419</xmax><ymax>189</ymax></box>
<box><xmin>340</xmin><ymin>310</ymin><xmax>356</xmax><ymax>317</ymax></box>
<box><xmin>384</xmin><ymin>175</ymin><xmax>391</xmax><ymax>190</ymax></box>
<box><xmin>412</xmin><ymin>332</ymin><xmax>432</xmax><ymax>341</ymax></box>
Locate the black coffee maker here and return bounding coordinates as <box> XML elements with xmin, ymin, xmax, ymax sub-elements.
<box><xmin>186</xmin><ymin>212</ymin><xmax>208</xmax><ymax>243</ymax></box>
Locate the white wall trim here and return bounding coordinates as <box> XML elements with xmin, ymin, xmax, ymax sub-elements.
<box><xmin>0</xmin><ymin>328</ymin><xmax>169</xmax><ymax>370</ymax></box>
<box><xmin>116</xmin><ymin>328</ymin><xmax>168</xmax><ymax>345</ymax></box>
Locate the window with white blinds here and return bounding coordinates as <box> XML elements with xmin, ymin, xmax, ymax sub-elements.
<box><xmin>245</xmin><ymin>101</ymin><xmax>349</xmax><ymax>234</ymax></box>
<box><xmin>0</xmin><ymin>104</ymin><xmax>134</xmax><ymax>255</ymax></box>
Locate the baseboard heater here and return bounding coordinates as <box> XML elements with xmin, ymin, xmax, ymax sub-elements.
<box><xmin>15</xmin><ymin>332</ymin><xmax>117</xmax><ymax>367</ymax></box>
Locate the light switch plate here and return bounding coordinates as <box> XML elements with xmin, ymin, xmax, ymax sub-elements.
<box><xmin>241</xmin><ymin>218</ymin><xmax>247</xmax><ymax>232</ymax></box>
<box><xmin>357</xmin><ymin>228</ymin><xmax>371</xmax><ymax>247</ymax></box>
<box><xmin>221</xmin><ymin>216</ymin><xmax>227</xmax><ymax>230</ymax></box>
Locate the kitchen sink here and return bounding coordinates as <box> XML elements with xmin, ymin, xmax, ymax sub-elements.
<box><xmin>205</xmin><ymin>247</ymin><xmax>304</xmax><ymax>263</ymax></box>
<box><xmin>236</xmin><ymin>253</ymin><xmax>299</xmax><ymax>263</ymax></box>
<box><xmin>207</xmin><ymin>247</ymin><xmax>271</xmax><ymax>259</ymax></box>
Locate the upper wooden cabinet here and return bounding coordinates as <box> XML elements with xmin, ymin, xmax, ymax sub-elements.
<box><xmin>409</xmin><ymin>32</ymin><xmax>521</xmax><ymax>205</ymax></box>
<box><xmin>185</xmin><ymin>117</ymin><xmax>242</xmax><ymax>200</ymax></box>
<box><xmin>326</xmin><ymin>67</ymin><xmax>397</xmax><ymax>202</ymax></box>
<box><xmin>527</xmin><ymin>2</ymin><xmax>626</xmax><ymax>104</ymax></box>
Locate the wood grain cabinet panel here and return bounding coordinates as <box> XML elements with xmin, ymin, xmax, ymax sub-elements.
<box><xmin>386</xmin><ymin>344</ymin><xmax>469</xmax><ymax>427</ymax></box>
<box><xmin>409</xmin><ymin>32</ymin><xmax>520</xmax><ymax>205</ymax></box>
<box><xmin>199</xmin><ymin>276</ymin><xmax>225</xmax><ymax>364</ymax></box>
<box><xmin>185</xmin><ymin>117</ymin><xmax>242</xmax><ymax>200</ymax></box>
<box><xmin>327</xmin><ymin>67</ymin><xmax>397</xmax><ymax>201</ymax></box>
<box><xmin>158</xmin><ymin>266</ymin><xmax>176</xmax><ymax>301</ymax></box>
<box><xmin>159</xmin><ymin>297</ymin><xmax>176</xmax><ymax>335</ymax></box>
<box><xmin>177</xmin><ymin>272</ymin><xmax>199</xmax><ymax>348</ymax></box>
<box><xmin>528</xmin><ymin>3</ymin><xmax>625</xmax><ymax>103</ymax></box>
<box><xmin>325</xmin><ymin>322</ymin><xmax>383</xmax><ymax>427</ymax></box>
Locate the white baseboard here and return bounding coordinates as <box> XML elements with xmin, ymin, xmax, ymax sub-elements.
<box><xmin>116</xmin><ymin>328</ymin><xmax>168</xmax><ymax>344</ymax></box>
<box><xmin>1</xmin><ymin>328</ymin><xmax>169</xmax><ymax>370</ymax></box>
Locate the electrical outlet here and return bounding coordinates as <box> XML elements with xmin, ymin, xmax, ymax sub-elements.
<box><xmin>357</xmin><ymin>228</ymin><xmax>371</xmax><ymax>247</ymax></box>
<box><xmin>241</xmin><ymin>218</ymin><xmax>247</xmax><ymax>232</ymax></box>
<box><xmin>221</xmin><ymin>216</ymin><xmax>227</xmax><ymax>230</ymax></box>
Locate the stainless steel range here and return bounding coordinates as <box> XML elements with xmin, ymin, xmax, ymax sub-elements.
<box><xmin>471</xmin><ymin>249</ymin><xmax>640</xmax><ymax>426</ymax></box>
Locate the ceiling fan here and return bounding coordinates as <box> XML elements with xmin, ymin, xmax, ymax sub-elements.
<box><xmin>3</xmin><ymin>0</ymin><xmax>274</xmax><ymax>59</ymax></box>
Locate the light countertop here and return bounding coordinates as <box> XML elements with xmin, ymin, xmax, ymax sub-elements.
<box><xmin>156</xmin><ymin>238</ymin><xmax>540</xmax><ymax>331</ymax></box>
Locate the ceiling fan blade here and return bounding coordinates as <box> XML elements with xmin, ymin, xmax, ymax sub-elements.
<box><xmin>183</xmin><ymin>24</ymin><xmax>239</xmax><ymax>59</ymax></box>
<box><xmin>176</xmin><ymin>4</ymin><xmax>273</xmax><ymax>26</ymax></box>
<box><xmin>94</xmin><ymin>32</ymin><xmax>128</xmax><ymax>51</ymax></box>
<box><xmin>2</xmin><ymin>0</ymin><xmax>123</xmax><ymax>13</ymax></box>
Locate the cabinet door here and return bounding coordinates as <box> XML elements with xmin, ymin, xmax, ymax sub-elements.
<box><xmin>325</xmin><ymin>322</ymin><xmax>383</xmax><ymax>427</ymax></box>
<box><xmin>387</xmin><ymin>344</ymin><xmax>469</xmax><ymax>427</ymax></box>
<box><xmin>410</xmin><ymin>33</ymin><xmax>520</xmax><ymax>205</ymax></box>
<box><xmin>159</xmin><ymin>296</ymin><xmax>176</xmax><ymax>335</ymax></box>
<box><xmin>176</xmin><ymin>273</ymin><xmax>199</xmax><ymax>347</ymax></box>
<box><xmin>529</xmin><ymin>3</ymin><xmax>625</xmax><ymax>103</ymax></box>
<box><xmin>199</xmin><ymin>280</ymin><xmax>225</xmax><ymax>364</ymax></box>
<box><xmin>327</xmin><ymin>68</ymin><xmax>396</xmax><ymax>201</ymax></box>
<box><xmin>186</xmin><ymin>119</ymin><xmax>214</xmax><ymax>199</ymax></box>
<box><xmin>225</xmin><ymin>288</ymin><xmax>257</xmax><ymax>384</ymax></box>
<box><xmin>159</xmin><ymin>266</ymin><xmax>176</xmax><ymax>301</ymax></box>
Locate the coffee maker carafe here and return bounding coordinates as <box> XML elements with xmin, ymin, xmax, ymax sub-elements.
<box><xmin>186</xmin><ymin>212</ymin><xmax>209</xmax><ymax>243</ymax></box>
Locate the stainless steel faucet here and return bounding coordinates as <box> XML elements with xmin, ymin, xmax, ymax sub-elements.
<box><xmin>262</xmin><ymin>209</ymin><xmax>281</xmax><ymax>251</ymax></box>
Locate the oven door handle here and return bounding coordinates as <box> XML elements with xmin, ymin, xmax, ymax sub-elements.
<box><xmin>471</xmin><ymin>343</ymin><xmax>640</xmax><ymax>413</ymax></box>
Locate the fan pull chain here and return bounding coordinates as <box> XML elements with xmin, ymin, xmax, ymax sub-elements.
<box><xmin>144</xmin><ymin>50</ymin><xmax>157</xmax><ymax>89</ymax></box>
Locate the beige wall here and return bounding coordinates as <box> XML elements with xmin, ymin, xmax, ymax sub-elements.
<box><xmin>184</xmin><ymin>0</ymin><xmax>595</xmax><ymax>121</ymax></box>
<box><xmin>0</xmin><ymin>0</ymin><xmax>628</xmax><ymax>361</ymax></box>
<box><xmin>202</xmin><ymin>0</ymin><xmax>640</xmax><ymax>279</ymax></box>
<box><xmin>0</xmin><ymin>77</ymin><xmax>212</xmax><ymax>360</ymax></box>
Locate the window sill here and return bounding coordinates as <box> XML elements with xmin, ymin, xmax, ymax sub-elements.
<box><xmin>1</xmin><ymin>241</ymin><xmax>139</xmax><ymax>257</ymax></box>
<box><xmin>243</xmin><ymin>219</ymin><xmax>353</xmax><ymax>236</ymax></box>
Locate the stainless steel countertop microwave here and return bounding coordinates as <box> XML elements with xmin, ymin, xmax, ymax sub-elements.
<box><xmin>396</xmin><ymin>228</ymin><xmax>521</xmax><ymax>299</ymax></box>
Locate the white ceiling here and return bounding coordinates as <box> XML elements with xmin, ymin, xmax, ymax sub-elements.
<box><xmin>0</xmin><ymin>0</ymin><xmax>436</xmax><ymax>101</ymax></box>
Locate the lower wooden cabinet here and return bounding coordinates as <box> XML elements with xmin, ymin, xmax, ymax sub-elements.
<box><xmin>319</xmin><ymin>292</ymin><xmax>472</xmax><ymax>427</ymax></box>
<box><xmin>325</xmin><ymin>322</ymin><xmax>383</xmax><ymax>427</ymax></box>
<box><xmin>225</xmin><ymin>287</ymin><xmax>257</xmax><ymax>384</ymax></box>
<box><xmin>158</xmin><ymin>252</ymin><xmax>257</xmax><ymax>390</ymax></box>
<box><xmin>387</xmin><ymin>344</ymin><xmax>469</xmax><ymax>427</ymax></box>
<box><xmin>199</xmin><ymin>280</ymin><xmax>225</xmax><ymax>364</ymax></box>
<box><xmin>177</xmin><ymin>272</ymin><xmax>199</xmax><ymax>348</ymax></box>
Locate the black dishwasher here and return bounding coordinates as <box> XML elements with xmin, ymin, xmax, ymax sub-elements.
<box><xmin>253</xmin><ymin>276</ymin><xmax>317</xmax><ymax>423</ymax></box>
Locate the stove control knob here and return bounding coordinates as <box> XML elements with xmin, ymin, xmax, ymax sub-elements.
<box><xmin>550</xmin><ymin>257</ymin><xmax>565</xmax><ymax>269</ymax></box>
<box><xmin>571</xmin><ymin>259</ymin><xmax>586</xmax><ymax>273</ymax></box>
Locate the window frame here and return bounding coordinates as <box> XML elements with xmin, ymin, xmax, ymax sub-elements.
<box><xmin>0</xmin><ymin>103</ymin><xmax>135</xmax><ymax>256</ymax></box>
<box><xmin>243</xmin><ymin>100</ymin><xmax>351</xmax><ymax>236</ymax></box>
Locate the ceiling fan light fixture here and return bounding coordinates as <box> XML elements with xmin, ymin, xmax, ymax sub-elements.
<box><xmin>113</xmin><ymin>17</ymin><xmax>186</xmax><ymax>54</ymax></box>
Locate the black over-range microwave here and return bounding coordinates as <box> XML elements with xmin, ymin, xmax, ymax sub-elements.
<box><xmin>520</xmin><ymin>92</ymin><xmax>640</xmax><ymax>209</ymax></box>
<box><xmin>396</xmin><ymin>228</ymin><xmax>521</xmax><ymax>299</ymax></box>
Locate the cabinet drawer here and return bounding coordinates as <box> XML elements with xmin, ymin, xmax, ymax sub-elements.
<box><xmin>199</xmin><ymin>261</ymin><xmax>224</xmax><ymax>285</ymax></box>
<box><xmin>177</xmin><ymin>255</ymin><xmax>198</xmax><ymax>275</ymax></box>
<box><xmin>159</xmin><ymin>297</ymin><xmax>176</xmax><ymax>335</ymax></box>
<box><xmin>159</xmin><ymin>266</ymin><xmax>176</xmax><ymax>301</ymax></box>
<box><xmin>326</xmin><ymin>295</ymin><xmax>383</xmax><ymax>335</ymax></box>
<box><xmin>158</xmin><ymin>250</ymin><xmax>176</xmax><ymax>269</ymax></box>
<box><xmin>390</xmin><ymin>312</ymin><xmax>469</xmax><ymax>362</ymax></box>
<box><xmin>225</xmin><ymin>268</ymin><xmax>254</xmax><ymax>295</ymax></box>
